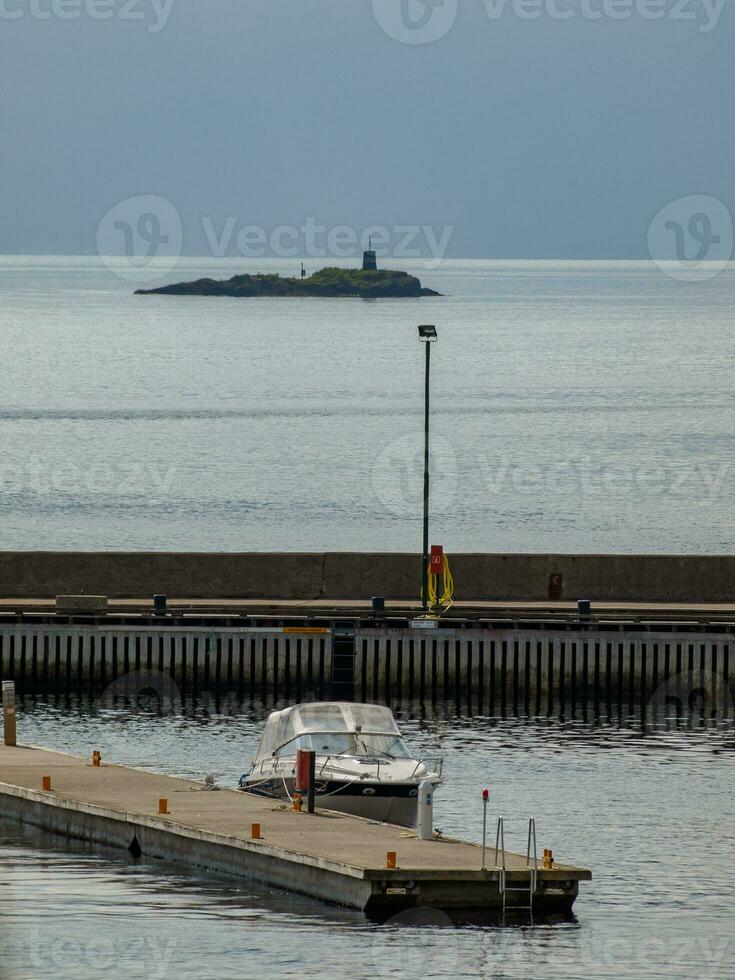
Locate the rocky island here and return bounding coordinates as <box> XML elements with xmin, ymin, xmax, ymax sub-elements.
<box><xmin>135</xmin><ymin>250</ymin><xmax>441</xmax><ymax>299</ymax></box>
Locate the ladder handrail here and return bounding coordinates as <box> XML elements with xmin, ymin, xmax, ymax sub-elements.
<box><xmin>526</xmin><ymin>817</ymin><xmax>538</xmax><ymax>894</ymax></box>
<box><xmin>495</xmin><ymin>816</ymin><xmax>538</xmax><ymax>915</ymax></box>
<box><xmin>494</xmin><ymin>816</ymin><xmax>506</xmax><ymax>895</ymax></box>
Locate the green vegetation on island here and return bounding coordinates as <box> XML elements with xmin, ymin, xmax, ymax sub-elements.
<box><xmin>135</xmin><ymin>266</ymin><xmax>441</xmax><ymax>299</ymax></box>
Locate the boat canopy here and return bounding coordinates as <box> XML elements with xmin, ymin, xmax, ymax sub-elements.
<box><xmin>253</xmin><ymin>702</ymin><xmax>401</xmax><ymax>761</ymax></box>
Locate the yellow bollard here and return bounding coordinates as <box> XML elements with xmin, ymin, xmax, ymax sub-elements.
<box><xmin>251</xmin><ymin>822</ymin><xmax>262</xmax><ymax>840</ymax></box>
<box><xmin>292</xmin><ymin>792</ymin><xmax>303</xmax><ymax>812</ymax></box>
<box><xmin>386</xmin><ymin>851</ymin><xmax>397</xmax><ymax>870</ymax></box>
<box><xmin>92</xmin><ymin>751</ymin><xmax>101</xmax><ymax>768</ymax></box>
<box><xmin>542</xmin><ymin>848</ymin><xmax>554</xmax><ymax>869</ymax></box>
<box><xmin>42</xmin><ymin>775</ymin><xmax>52</xmax><ymax>792</ymax></box>
<box><xmin>158</xmin><ymin>798</ymin><xmax>169</xmax><ymax>815</ymax></box>
<box><xmin>2</xmin><ymin>681</ymin><xmax>17</xmax><ymax>747</ymax></box>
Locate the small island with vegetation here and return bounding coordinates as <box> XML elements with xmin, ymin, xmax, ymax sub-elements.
<box><xmin>135</xmin><ymin>250</ymin><xmax>441</xmax><ymax>299</ymax></box>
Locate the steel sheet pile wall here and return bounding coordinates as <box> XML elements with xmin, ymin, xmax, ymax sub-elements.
<box><xmin>354</xmin><ymin>628</ymin><xmax>731</xmax><ymax>711</ymax></box>
<box><xmin>0</xmin><ymin>624</ymin><xmax>731</xmax><ymax>710</ymax></box>
<box><xmin>0</xmin><ymin>627</ymin><xmax>332</xmax><ymax>699</ymax></box>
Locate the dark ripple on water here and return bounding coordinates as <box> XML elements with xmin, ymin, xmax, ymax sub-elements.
<box><xmin>0</xmin><ymin>395</ymin><xmax>727</xmax><ymax>424</ymax></box>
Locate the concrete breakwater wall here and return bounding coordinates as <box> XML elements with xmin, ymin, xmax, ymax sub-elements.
<box><xmin>0</xmin><ymin>622</ymin><xmax>731</xmax><ymax>710</ymax></box>
<box><xmin>1</xmin><ymin>552</ymin><xmax>735</xmax><ymax>603</ymax></box>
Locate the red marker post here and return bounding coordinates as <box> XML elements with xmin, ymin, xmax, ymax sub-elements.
<box><xmin>296</xmin><ymin>749</ymin><xmax>316</xmax><ymax>814</ymax></box>
<box><xmin>481</xmin><ymin>788</ymin><xmax>490</xmax><ymax>870</ymax></box>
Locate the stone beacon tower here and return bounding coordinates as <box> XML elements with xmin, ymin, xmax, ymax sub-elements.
<box><xmin>362</xmin><ymin>235</ymin><xmax>377</xmax><ymax>271</ymax></box>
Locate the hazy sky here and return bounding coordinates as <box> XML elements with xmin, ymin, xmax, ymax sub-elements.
<box><xmin>1</xmin><ymin>0</ymin><xmax>733</xmax><ymax>258</ymax></box>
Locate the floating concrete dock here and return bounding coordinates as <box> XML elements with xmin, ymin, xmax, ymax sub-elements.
<box><xmin>0</xmin><ymin>744</ymin><xmax>591</xmax><ymax>918</ymax></box>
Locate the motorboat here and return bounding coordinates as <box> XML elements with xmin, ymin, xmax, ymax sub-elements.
<box><xmin>238</xmin><ymin>702</ymin><xmax>442</xmax><ymax>827</ymax></box>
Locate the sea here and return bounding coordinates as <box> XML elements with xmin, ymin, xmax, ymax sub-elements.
<box><xmin>0</xmin><ymin>255</ymin><xmax>734</xmax><ymax>979</ymax></box>
<box><xmin>1</xmin><ymin>255</ymin><xmax>734</xmax><ymax>553</ymax></box>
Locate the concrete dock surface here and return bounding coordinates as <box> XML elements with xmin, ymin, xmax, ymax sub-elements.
<box><xmin>0</xmin><ymin>744</ymin><xmax>590</xmax><ymax>917</ymax></box>
<box><xmin>2</xmin><ymin>596</ymin><xmax>735</xmax><ymax>627</ymax></box>
<box><xmin>3</xmin><ymin>597</ymin><xmax>735</xmax><ymax>614</ymax></box>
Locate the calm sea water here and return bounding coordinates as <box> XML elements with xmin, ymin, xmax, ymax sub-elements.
<box><xmin>1</xmin><ymin>255</ymin><xmax>734</xmax><ymax>553</ymax></box>
<box><xmin>1</xmin><ymin>695</ymin><xmax>733</xmax><ymax>979</ymax></box>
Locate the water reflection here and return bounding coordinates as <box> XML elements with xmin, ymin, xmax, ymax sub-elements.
<box><xmin>15</xmin><ymin>687</ymin><xmax>734</xmax><ymax>762</ymax></box>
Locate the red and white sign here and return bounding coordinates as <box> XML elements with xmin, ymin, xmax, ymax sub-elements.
<box><xmin>430</xmin><ymin>545</ymin><xmax>444</xmax><ymax>573</ymax></box>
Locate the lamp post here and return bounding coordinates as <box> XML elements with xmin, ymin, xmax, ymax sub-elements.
<box><xmin>418</xmin><ymin>324</ymin><xmax>437</xmax><ymax>610</ymax></box>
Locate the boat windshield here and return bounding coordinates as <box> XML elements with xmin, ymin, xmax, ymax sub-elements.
<box><xmin>285</xmin><ymin>732</ymin><xmax>412</xmax><ymax>758</ymax></box>
<box><xmin>355</xmin><ymin>733</ymin><xmax>411</xmax><ymax>758</ymax></box>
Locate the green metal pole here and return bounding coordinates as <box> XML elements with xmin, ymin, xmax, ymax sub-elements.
<box><xmin>422</xmin><ymin>340</ymin><xmax>431</xmax><ymax>610</ymax></box>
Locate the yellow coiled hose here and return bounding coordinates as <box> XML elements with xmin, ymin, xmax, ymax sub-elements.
<box><xmin>427</xmin><ymin>553</ymin><xmax>454</xmax><ymax>611</ymax></box>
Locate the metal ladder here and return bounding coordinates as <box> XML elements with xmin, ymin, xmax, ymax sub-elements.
<box><xmin>494</xmin><ymin>817</ymin><xmax>538</xmax><ymax>916</ymax></box>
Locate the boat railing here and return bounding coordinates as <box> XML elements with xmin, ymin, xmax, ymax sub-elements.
<box><xmin>317</xmin><ymin>755</ymin><xmax>382</xmax><ymax>780</ymax></box>
<box><xmin>411</xmin><ymin>756</ymin><xmax>443</xmax><ymax>779</ymax></box>
<box><xmin>315</xmin><ymin>754</ymin><xmax>443</xmax><ymax>782</ymax></box>
<box><xmin>250</xmin><ymin>753</ymin><xmax>443</xmax><ymax>782</ymax></box>
<box><xmin>251</xmin><ymin>758</ymin><xmax>297</xmax><ymax>779</ymax></box>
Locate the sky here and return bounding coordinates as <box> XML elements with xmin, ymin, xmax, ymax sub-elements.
<box><xmin>0</xmin><ymin>0</ymin><xmax>733</xmax><ymax>258</ymax></box>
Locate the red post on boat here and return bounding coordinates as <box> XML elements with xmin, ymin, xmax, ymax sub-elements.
<box><xmin>296</xmin><ymin>749</ymin><xmax>316</xmax><ymax>814</ymax></box>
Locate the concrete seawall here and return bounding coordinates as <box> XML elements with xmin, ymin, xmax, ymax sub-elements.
<box><xmin>1</xmin><ymin>552</ymin><xmax>734</xmax><ymax>603</ymax></box>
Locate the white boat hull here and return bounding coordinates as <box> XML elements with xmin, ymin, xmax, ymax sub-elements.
<box><xmin>239</xmin><ymin>775</ymin><xmax>430</xmax><ymax>828</ymax></box>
